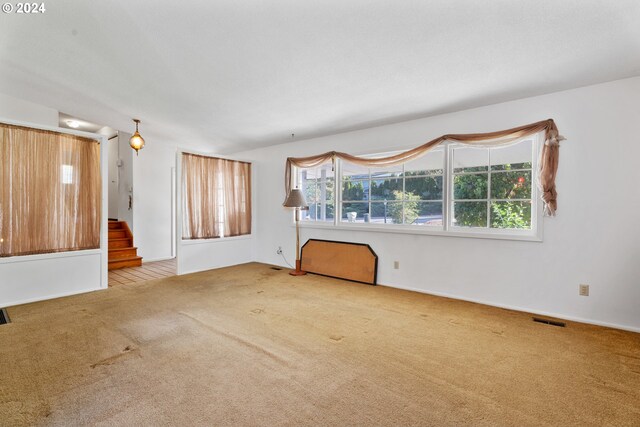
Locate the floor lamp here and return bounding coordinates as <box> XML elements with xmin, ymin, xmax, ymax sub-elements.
<box><xmin>283</xmin><ymin>188</ymin><xmax>308</xmax><ymax>276</ymax></box>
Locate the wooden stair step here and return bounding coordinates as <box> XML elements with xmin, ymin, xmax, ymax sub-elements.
<box><xmin>108</xmin><ymin>255</ymin><xmax>143</xmax><ymax>270</ymax></box>
<box><xmin>108</xmin><ymin>246</ymin><xmax>139</xmax><ymax>260</ymax></box>
<box><xmin>108</xmin><ymin>229</ymin><xmax>127</xmax><ymax>239</ymax></box>
<box><xmin>109</xmin><ymin>237</ymin><xmax>133</xmax><ymax>248</ymax></box>
<box><xmin>107</xmin><ymin>220</ymin><xmax>142</xmax><ymax>271</ymax></box>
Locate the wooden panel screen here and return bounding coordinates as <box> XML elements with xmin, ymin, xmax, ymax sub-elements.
<box><xmin>300</xmin><ymin>239</ymin><xmax>378</xmax><ymax>285</ymax></box>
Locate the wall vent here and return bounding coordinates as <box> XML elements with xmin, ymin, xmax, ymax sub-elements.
<box><xmin>0</xmin><ymin>308</ymin><xmax>10</xmax><ymax>325</ymax></box>
<box><xmin>533</xmin><ymin>317</ymin><xmax>565</xmax><ymax>327</ymax></box>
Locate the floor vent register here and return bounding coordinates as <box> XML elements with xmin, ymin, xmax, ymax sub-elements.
<box><xmin>533</xmin><ymin>317</ymin><xmax>566</xmax><ymax>327</ymax></box>
<box><xmin>0</xmin><ymin>308</ymin><xmax>10</xmax><ymax>325</ymax></box>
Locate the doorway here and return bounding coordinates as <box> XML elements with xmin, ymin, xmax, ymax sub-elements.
<box><xmin>106</xmin><ymin>131</ymin><xmax>134</xmax><ymax>227</ymax></box>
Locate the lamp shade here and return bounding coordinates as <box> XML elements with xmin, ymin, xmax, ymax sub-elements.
<box><xmin>283</xmin><ymin>188</ymin><xmax>308</xmax><ymax>208</ymax></box>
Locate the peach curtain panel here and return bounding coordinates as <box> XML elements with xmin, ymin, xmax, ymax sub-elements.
<box><xmin>222</xmin><ymin>159</ymin><xmax>252</xmax><ymax>237</ymax></box>
<box><xmin>0</xmin><ymin>123</ymin><xmax>101</xmax><ymax>257</ymax></box>
<box><xmin>182</xmin><ymin>153</ymin><xmax>251</xmax><ymax>239</ymax></box>
<box><xmin>284</xmin><ymin>119</ymin><xmax>563</xmax><ymax>215</ymax></box>
<box><xmin>182</xmin><ymin>154</ymin><xmax>223</xmax><ymax>239</ymax></box>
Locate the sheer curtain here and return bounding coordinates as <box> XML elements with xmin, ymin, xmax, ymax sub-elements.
<box><xmin>182</xmin><ymin>153</ymin><xmax>251</xmax><ymax>239</ymax></box>
<box><xmin>0</xmin><ymin>123</ymin><xmax>101</xmax><ymax>257</ymax></box>
<box><xmin>182</xmin><ymin>153</ymin><xmax>251</xmax><ymax>240</ymax></box>
<box><xmin>182</xmin><ymin>153</ymin><xmax>223</xmax><ymax>239</ymax></box>
<box><xmin>222</xmin><ymin>159</ymin><xmax>251</xmax><ymax>237</ymax></box>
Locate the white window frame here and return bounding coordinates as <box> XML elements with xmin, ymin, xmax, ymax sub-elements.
<box><xmin>296</xmin><ymin>133</ymin><xmax>543</xmax><ymax>242</ymax></box>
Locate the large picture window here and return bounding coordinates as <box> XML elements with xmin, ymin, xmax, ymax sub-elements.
<box><xmin>182</xmin><ymin>153</ymin><xmax>251</xmax><ymax>239</ymax></box>
<box><xmin>296</xmin><ymin>135</ymin><xmax>540</xmax><ymax>239</ymax></box>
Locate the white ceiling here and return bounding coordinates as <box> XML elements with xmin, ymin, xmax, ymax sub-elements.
<box><xmin>59</xmin><ymin>112</ymin><xmax>105</xmax><ymax>133</ymax></box>
<box><xmin>1</xmin><ymin>0</ymin><xmax>639</xmax><ymax>153</ymax></box>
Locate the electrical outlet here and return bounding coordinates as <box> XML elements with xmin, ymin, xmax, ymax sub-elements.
<box><xmin>393</xmin><ymin>261</ymin><xmax>399</xmax><ymax>269</ymax></box>
<box><xmin>579</xmin><ymin>284</ymin><xmax>589</xmax><ymax>296</ymax></box>
<box><xmin>276</xmin><ymin>246</ymin><xmax>283</xmax><ymax>255</ymax></box>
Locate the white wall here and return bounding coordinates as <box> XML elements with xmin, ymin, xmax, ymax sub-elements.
<box><xmin>132</xmin><ymin>143</ymin><xmax>177</xmax><ymax>262</ymax></box>
<box><xmin>235</xmin><ymin>76</ymin><xmax>640</xmax><ymax>332</ymax></box>
<box><xmin>107</xmin><ymin>136</ymin><xmax>119</xmax><ymax>219</ymax></box>
<box><xmin>117</xmin><ymin>131</ymin><xmax>135</xmax><ymax>229</ymax></box>
<box><xmin>178</xmin><ymin>237</ymin><xmax>254</xmax><ymax>275</ymax></box>
<box><xmin>0</xmin><ymin>92</ymin><xmax>58</xmax><ymax>127</ymax></box>
<box><xmin>0</xmin><ymin>252</ymin><xmax>103</xmax><ymax>307</ymax></box>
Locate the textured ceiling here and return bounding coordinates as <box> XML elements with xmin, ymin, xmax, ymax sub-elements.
<box><xmin>1</xmin><ymin>0</ymin><xmax>639</xmax><ymax>152</ymax></box>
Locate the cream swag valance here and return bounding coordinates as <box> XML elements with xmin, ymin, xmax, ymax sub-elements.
<box><xmin>284</xmin><ymin>119</ymin><xmax>563</xmax><ymax>216</ymax></box>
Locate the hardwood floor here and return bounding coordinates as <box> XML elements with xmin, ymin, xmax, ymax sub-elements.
<box><xmin>108</xmin><ymin>258</ymin><xmax>176</xmax><ymax>287</ymax></box>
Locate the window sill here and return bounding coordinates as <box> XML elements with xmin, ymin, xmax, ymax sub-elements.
<box><xmin>181</xmin><ymin>234</ymin><xmax>253</xmax><ymax>245</ymax></box>
<box><xmin>0</xmin><ymin>248</ymin><xmax>102</xmax><ymax>264</ymax></box>
<box><xmin>296</xmin><ymin>222</ymin><xmax>542</xmax><ymax>242</ymax></box>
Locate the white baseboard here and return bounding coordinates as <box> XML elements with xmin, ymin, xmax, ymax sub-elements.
<box><xmin>177</xmin><ymin>260</ymin><xmax>253</xmax><ymax>276</ymax></box>
<box><xmin>3</xmin><ymin>286</ymin><xmax>105</xmax><ymax>309</ymax></box>
<box><xmin>383</xmin><ymin>283</ymin><xmax>640</xmax><ymax>334</ymax></box>
<box><xmin>142</xmin><ymin>256</ymin><xmax>176</xmax><ymax>263</ymax></box>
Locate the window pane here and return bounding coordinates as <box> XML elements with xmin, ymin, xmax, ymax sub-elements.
<box><xmin>404</xmin><ymin>150</ymin><xmax>444</xmax><ymax>176</ymax></box>
<box><xmin>342</xmin><ymin>179</ymin><xmax>368</xmax><ymax>201</ymax></box>
<box><xmin>453</xmin><ymin>146</ymin><xmax>489</xmax><ymax>173</ymax></box>
<box><xmin>323</xmin><ymin>177</ymin><xmax>335</xmax><ymax>202</ymax></box>
<box><xmin>407</xmin><ymin>202</ymin><xmax>443</xmax><ymax>226</ymax></box>
<box><xmin>453</xmin><ymin>174</ymin><xmax>488</xmax><ymax>200</ymax></box>
<box><xmin>301</xmin><ymin>180</ymin><xmax>318</xmax><ymax>203</ymax></box>
<box><xmin>453</xmin><ymin>201</ymin><xmax>488</xmax><ymax>227</ymax></box>
<box><xmin>299</xmin><ymin>169</ymin><xmax>314</xmax><ymax>182</ymax></box>
<box><xmin>490</xmin><ymin>171</ymin><xmax>532</xmax><ymax>199</ymax></box>
<box><xmin>304</xmin><ymin>202</ymin><xmax>334</xmax><ymax>221</ymax></box>
<box><xmin>371</xmin><ymin>178</ymin><xmax>402</xmax><ymax>200</ymax></box>
<box><xmin>490</xmin><ymin>201</ymin><xmax>532</xmax><ymax>229</ymax></box>
<box><xmin>300</xmin><ymin>164</ymin><xmax>335</xmax><ymax>222</ymax></box>
<box><xmin>302</xmin><ymin>168</ymin><xmax>319</xmax><ymax>180</ymax></box>
<box><xmin>318</xmin><ymin>166</ymin><xmax>335</xmax><ymax>199</ymax></box>
<box><xmin>371</xmin><ymin>201</ymin><xmax>402</xmax><ymax>224</ymax></box>
<box><xmin>341</xmin><ymin>202</ymin><xmax>368</xmax><ymax>223</ymax></box>
<box><xmin>490</xmin><ymin>139</ymin><xmax>532</xmax><ymax>171</ymax></box>
<box><xmin>324</xmin><ymin>203</ymin><xmax>335</xmax><ymax>221</ymax></box>
<box><xmin>342</xmin><ymin>161</ymin><xmax>369</xmax><ymax>179</ymax></box>
<box><xmin>405</xmin><ymin>176</ymin><xmax>442</xmax><ymax>200</ymax></box>
<box><xmin>491</xmin><ymin>161</ymin><xmax>532</xmax><ymax>171</ymax></box>
<box><xmin>370</xmin><ymin>164</ymin><xmax>403</xmax><ymax>177</ymax></box>
<box><xmin>302</xmin><ymin>204</ymin><xmax>318</xmax><ymax>221</ymax></box>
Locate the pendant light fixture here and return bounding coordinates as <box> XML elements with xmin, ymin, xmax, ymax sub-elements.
<box><xmin>129</xmin><ymin>119</ymin><xmax>145</xmax><ymax>155</ymax></box>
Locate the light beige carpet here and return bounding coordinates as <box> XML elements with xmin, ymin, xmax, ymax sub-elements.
<box><xmin>1</xmin><ymin>262</ymin><xmax>639</xmax><ymax>426</ymax></box>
